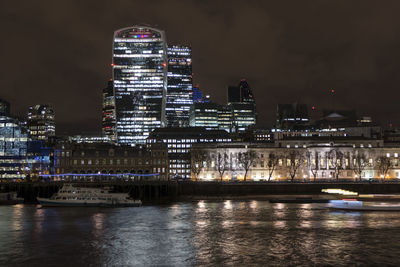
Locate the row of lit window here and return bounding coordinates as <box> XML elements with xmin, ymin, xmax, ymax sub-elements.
<box><xmin>168</xmin><ymin>149</ymin><xmax>189</xmax><ymax>153</ymax></box>
<box><xmin>67</xmin><ymin>158</ymin><xmax>166</xmax><ymax>166</ymax></box>
<box><xmin>169</xmin><ymin>164</ymin><xmax>190</xmax><ymax>168</ymax></box>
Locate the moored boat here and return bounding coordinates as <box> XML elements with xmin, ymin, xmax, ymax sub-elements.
<box><xmin>37</xmin><ymin>184</ymin><xmax>141</xmax><ymax>207</ymax></box>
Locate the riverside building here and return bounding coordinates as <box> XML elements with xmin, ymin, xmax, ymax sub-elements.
<box><xmin>113</xmin><ymin>26</ymin><xmax>168</xmax><ymax>145</ymax></box>
<box><xmin>191</xmin><ymin>137</ymin><xmax>400</xmax><ymax>181</ymax></box>
<box><xmin>147</xmin><ymin>127</ymin><xmax>232</xmax><ymax>179</ymax></box>
<box><xmin>53</xmin><ymin>143</ymin><xmax>169</xmax><ymax>180</ymax></box>
<box><xmin>0</xmin><ymin>115</ymin><xmax>50</xmax><ymax>180</ymax></box>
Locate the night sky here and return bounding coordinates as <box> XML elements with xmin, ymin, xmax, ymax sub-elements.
<box><xmin>2</xmin><ymin>0</ymin><xmax>400</xmax><ymax>135</ymax></box>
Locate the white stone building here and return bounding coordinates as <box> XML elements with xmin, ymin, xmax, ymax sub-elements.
<box><xmin>191</xmin><ymin>137</ymin><xmax>400</xmax><ymax>181</ymax></box>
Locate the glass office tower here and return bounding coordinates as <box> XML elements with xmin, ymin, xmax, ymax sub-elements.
<box><xmin>113</xmin><ymin>26</ymin><xmax>168</xmax><ymax>145</ymax></box>
<box><xmin>27</xmin><ymin>104</ymin><xmax>55</xmax><ymax>142</ymax></box>
<box><xmin>102</xmin><ymin>80</ymin><xmax>116</xmax><ymax>142</ymax></box>
<box><xmin>226</xmin><ymin>79</ymin><xmax>257</xmax><ymax>132</ymax></box>
<box><xmin>166</xmin><ymin>45</ymin><xmax>193</xmax><ymax>127</ymax></box>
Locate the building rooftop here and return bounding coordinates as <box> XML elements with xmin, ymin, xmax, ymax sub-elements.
<box><xmin>148</xmin><ymin>127</ymin><xmax>231</xmax><ymax>138</ymax></box>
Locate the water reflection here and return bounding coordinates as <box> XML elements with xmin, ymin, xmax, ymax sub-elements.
<box><xmin>1</xmin><ymin>201</ymin><xmax>400</xmax><ymax>266</ymax></box>
<box><xmin>33</xmin><ymin>207</ymin><xmax>45</xmax><ymax>234</ymax></box>
<box><xmin>12</xmin><ymin>204</ymin><xmax>24</xmax><ymax>232</ymax></box>
<box><xmin>223</xmin><ymin>200</ymin><xmax>233</xmax><ymax>210</ymax></box>
<box><xmin>249</xmin><ymin>200</ymin><xmax>258</xmax><ymax>210</ymax></box>
<box><xmin>91</xmin><ymin>212</ymin><xmax>105</xmax><ymax>231</ymax></box>
<box><xmin>324</xmin><ymin>211</ymin><xmax>362</xmax><ymax>229</ymax></box>
<box><xmin>298</xmin><ymin>203</ymin><xmax>313</xmax><ymax>228</ymax></box>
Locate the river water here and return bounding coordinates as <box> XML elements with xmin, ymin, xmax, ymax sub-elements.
<box><xmin>1</xmin><ymin>201</ymin><xmax>400</xmax><ymax>266</ymax></box>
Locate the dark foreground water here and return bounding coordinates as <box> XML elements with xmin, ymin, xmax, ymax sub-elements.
<box><xmin>1</xmin><ymin>201</ymin><xmax>400</xmax><ymax>266</ymax></box>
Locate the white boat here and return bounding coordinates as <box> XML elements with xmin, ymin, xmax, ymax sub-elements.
<box><xmin>329</xmin><ymin>200</ymin><xmax>400</xmax><ymax>211</ymax></box>
<box><xmin>37</xmin><ymin>184</ymin><xmax>141</xmax><ymax>207</ymax></box>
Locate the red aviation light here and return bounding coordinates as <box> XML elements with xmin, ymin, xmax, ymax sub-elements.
<box><xmin>330</xmin><ymin>88</ymin><xmax>335</xmax><ymax>93</ymax></box>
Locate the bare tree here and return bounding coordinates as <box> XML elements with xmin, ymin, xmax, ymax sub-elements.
<box><xmin>238</xmin><ymin>150</ymin><xmax>258</xmax><ymax>181</ymax></box>
<box><xmin>216</xmin><ymin>152</ymin><xmax>229</xmax><ymax>182</ymax></box>
<box><xmin>376</xmin><ymin>156</ymin><xmax>393</xmax><ymax>180</ymax></box>
<box><xmin>306</xmin><ymin>150</ymin><xmax>318</xmax><ymax>181</ymax></box>
<box><xmin>288</xmin><ymin>150</ymin><xmax>304</xmax><ymax>181</ymax></box>
<box><xmin>191</xmin><ymin>150</ymin><xmax>208</xmax><ymax>181</ymax></box>
<box><xmin>353</xmin><ymin>152</ymin><xmax>368</xmax><ymax>181</ymax></box>
<box><xmin>328</xmin><ymin>149</ymin><xmax>344</xmax><ymax>180</ymax></box>
<box><xmin>267</xmin><ymin>153</ymin><xmax>279</xmax><ymax>181</ymax></box>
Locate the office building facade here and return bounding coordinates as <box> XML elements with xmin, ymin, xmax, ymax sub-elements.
<box><xmin>102</xmin><ymin>80</ymin><xmax>116</xmax><ymax>141</ymax></box>
<box><xmin>189</xmin><ymin>102</ymin><xmax>220</xmax><ymax>130</ymax></box>
<box><xmin>27</xmin><ymin>104</ymin><xmax>55</xmax><ymax>142</ymax></box>
<box><xmin>166</xmin><ymin>45</ymin><xmax>193</xmax><ymax>127</ymax></box>
<box><xmin>147</xmin><ymin>127</ymin><xmax>232</xmax><ymax>179</ymax></box>
<box><xmin>113</xmin><ymin>26</ymin><xmax>168</xmax><ymax>145</ymax></box>
<box><xmin>225</xmin><ymin>79</ymin><xmax>257</xmax><ymax>132</ymax></box>
<box><xmin>0</xmin><ymin>115</ymin><xmax>50</xmax><ymax>180</ymax></box>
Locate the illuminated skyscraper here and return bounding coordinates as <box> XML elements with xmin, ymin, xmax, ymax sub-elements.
<box><xmin>166</xmin><ymin>45</ymin><xmax>193</xmax><ymax>127</ymax></box>
<box><xmin>102</xmin><ymin>80</ymin><xmax>116</xmax><ymax>142</ymax></box>
<box><xmin>113</xmin><ymin>26</ymin><xmax>168</xmax><ymax>145</ymax></box>
<box><xmin>226</xmin><ymin>79</ymin><xmax>257</xmax><ymax>132</ymax></box>
<box><xmin>27</xmin><ymin>104</ymin><xmax>55</xmax><ymax>142</ymax></box>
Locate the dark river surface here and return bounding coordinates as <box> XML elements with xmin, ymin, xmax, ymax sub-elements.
<box><xmin>1</xmin><ymin>201</ymin><xmax>400</xmax><ymax>266</ymax></box>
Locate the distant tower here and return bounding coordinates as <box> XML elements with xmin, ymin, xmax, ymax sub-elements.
<box><xmin>112</xmin><ymin>26</ymin><xmax>168</xmax><ymax>145</ymax></box>
<box><xmin>27</xmin><ymin>104</ymin><xmax>55</xmax><ymax>142</ymax></box>
<box><xmin>276</xmin><ymin>103</ymin><xmax>309</xmax><ymax>130</ymax></box>
<box><xmin>166</xmin><ymin>45</ymin><xmax>193</xmax><ymax>127</ymax></box>
<box><xmin>102</xmin><ymin>80</ymin><xmax>116</xmax><ymax>142</ymax></box>
<box><xmin>226</xmin><ymin>79</ymin><xmax>257</xmax><ymax>132</ymax></box>
<box><xmin>228</xmin><ymin>79</ymin><xmax>255</xmax><ymax>104</ymax></box>
<box><xmin>0</xmin><ymin>98</ymin><xmax>10</xmax><ymax>116</ymax></box>
<box><xmin>238</xmin><ymin>79</ymin><xmax>255</xmax><ymax>103</ymax></box>
<box><xmin>192</xmin><ymin>85</ymin><xmax>203</xmax><ymax>103</ymax></box>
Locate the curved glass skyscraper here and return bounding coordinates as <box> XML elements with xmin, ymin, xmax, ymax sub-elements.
<box><xmin>113</xmin><ymin>26</ymin><xmax>167</xmax><ymax>145</ymax></box>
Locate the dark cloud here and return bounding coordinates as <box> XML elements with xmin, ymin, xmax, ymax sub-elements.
<box><xmin>1</xmin><ymin>0</ymin><xmax>400</xmax><ymax>134</ymax></box>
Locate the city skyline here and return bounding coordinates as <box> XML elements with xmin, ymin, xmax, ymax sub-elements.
<box><xmin>2</xmin><ymin>1</ymin><xmax>400</xmax><ymax>135</ymax></box>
